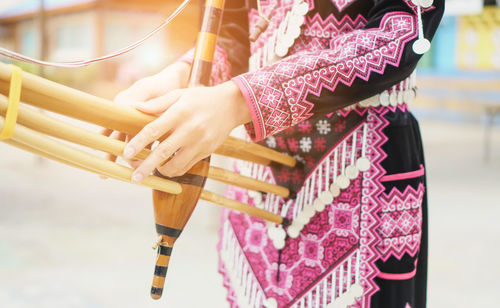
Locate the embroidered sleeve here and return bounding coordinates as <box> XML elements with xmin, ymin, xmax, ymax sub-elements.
<box><xmin>233</xmin><ymin>0</ymin><xmax>444</xmax><ymax>141</ymax></box>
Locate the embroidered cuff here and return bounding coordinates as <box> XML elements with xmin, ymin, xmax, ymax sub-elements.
<box><xmin>232</xmin><ymin>75</ymin><xmax>265</xmax><ymax>141</ymax></box>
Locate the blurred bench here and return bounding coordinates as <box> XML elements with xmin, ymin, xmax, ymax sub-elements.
<box><xmin>417</xmin><ymin>74</ymin><xmax>500</xmax><ymax>162</ymax></box>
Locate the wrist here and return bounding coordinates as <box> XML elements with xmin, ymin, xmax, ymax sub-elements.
<box><xmin>217</xmin><ymin>81</ymin><xmax>252</xmax><ymax>127</ymax></box>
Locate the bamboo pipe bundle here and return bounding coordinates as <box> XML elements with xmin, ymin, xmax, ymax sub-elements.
<box><xmin>0</xmin><ymin>116</ymin><xmax>182</xmax><ymax>195</ymax></box>
<box><xmin>0</xmin><ymin>96</ymin><xmax>289</xmax><ymax>197</ymax></box>
<box><xmin>0</xmin><ymin>115</ymin><xmax>287</xmax><ymax>226</ymax></box>
<box><xmin>2</xmin><ymin>137</ymin><xmax>286</xmax><ymax>226</ymax></box>
<box><xmin>0</xmin><ymin>62</ymin><xmax>293</xmax><ymax>299</ymax></box>
<box><xmin>0</xmin><ymin>62</ymin><xmax>296</xmax><ymax>168</ymax></box>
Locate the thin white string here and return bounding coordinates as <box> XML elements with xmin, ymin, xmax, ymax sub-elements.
<box><xmin>331</xmin><ymin>270</ymin><xmax>336</xmax><ymax>301</ymax></box>
<box><xmin>416</xmin><ymin>4</ymin><xmax>424</xmax><ymax>41</ymax></box>
<box><xmin>341</xmin><ymin>142</ymin><xmax>347</xmax><ymax>174</ymax></box>
<box><xmin>317</xmin><ymin>163</ymin><xmax>322</xmax><ymax>197</ymax></box>
<box><xmin>325</xmin><ymin>153</ymin><xmax>330</xmax><ymax>190</ymax></box>
<box><xmin>361</xmin><ymin>123</ymin><xmax>368</xmax><ymax>157</ymax></box>
<box><xmin>323</xmin><ymin>276</ymin><xmax>328</xmax><ymax>307</ymax></box>
<box><xmin>333</xmin><ymin>149</ymin><xmax>338</xmax><ymax>181</ymax></box>
<box><xmin>350</xmin><ymin>131</ymin><xmax>357</xmax><ymax>165</ymax></box>
<box><xmin>0</xmin><ymin>0</ymin><xmax>191</xmax><ymax>68</ymax></box>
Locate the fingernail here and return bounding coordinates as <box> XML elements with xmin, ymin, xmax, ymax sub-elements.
<box><xmin>124</xmin><ymin>146</ymin><xmax>135</xmax><ymax>159</ymax></box>
<box><xmin>132</xmin><ymin>172</ymin><xmax>144</xmax><ymax>183</ymax></box>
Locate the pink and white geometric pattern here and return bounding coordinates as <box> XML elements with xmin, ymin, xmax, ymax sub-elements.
<box><xmin>218</xmin><ymin>109</ymin><xmax>391</xmax><ymax>307</ymax></box>
<box><xmin>331</xmin><ymin>0</ymin><xmax>357</xmax><ymax>12</ymax></box>
<box><xmin>290</xmin><ymin>13</ymin><xmax>368</xmax><ymax>54</ymax></box>
<box><xmin>377</xmin><ymin>183</ymin><xmax>425</xmax><ymax>261</ymax></box>
<box><xmin>234</xmin><ymin>12</ymin><xmax>418</xmax><ymax>141</ymax></box>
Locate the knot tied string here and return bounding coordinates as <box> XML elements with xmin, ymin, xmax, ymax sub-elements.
<box><xmin>0</xmin><ymin>66</ymin><xmax>22</xmax><ymax>141</ymax></box>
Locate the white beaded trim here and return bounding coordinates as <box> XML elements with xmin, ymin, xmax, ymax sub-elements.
<box><xmin>287</xmin><ymin>123</ymin><xmax>369</xmax><ymax>238</ymax></box>
<box><xmin>347</xmin><ymin>71</ymin><xmax>417</xmax><ymax>110</ymax></box>
<box><xmin>221</xmin><ymin>220</ymin><xmax>268</xmax><ymax>308</ymax></box>
<box><xmin>291</xmin><ymin>250</ymin><xmax>363</xmax><ymax>308</ymax></box>
<box><xmin>249</xmin><ymin>0</ymin><xmax>309</xmax><ymax>71</ymax></box>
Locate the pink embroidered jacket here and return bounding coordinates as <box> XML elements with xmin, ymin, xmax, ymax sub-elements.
<box><xmin>181</xmin><ymin>1</ymin><xmax>443</xmax><ymax>307</ymax></box>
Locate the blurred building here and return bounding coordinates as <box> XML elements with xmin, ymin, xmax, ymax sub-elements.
<box><xmin>419</xmin><ymin>0</ymin><xmax>500</xmax><ymax>72</ymax></box>
<box><xmin>0</xmin><ymin>0</ymin><xmax>199</xmax><ymax>96</ymax></box>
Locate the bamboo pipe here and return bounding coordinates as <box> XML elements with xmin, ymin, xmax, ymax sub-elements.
<box><xmin>0</xmin><ymin>97</ymin><xmax>289</xmax><ymax>198</ymax></box>
<box><xmin>151</xmin><ymin>0</ymin><xmax>220</xmax><ymax>299</ymax></box>
<box><xmin>2</xmin><ymin>138</ymin><xmax>287</xmax><ymax>226</ymax></box>
<box><xmin>208</xmin><ymin>166</ymin><xmax>287</xmax><ymax>197</ymax></box>
<box><xmin>4</xmin><ymin>139</ymin><xmax>124</xmax><ymax>179</ymax></box>
<box><xmin>0</xmin><ymin>116</ymin><xmax>182</xmax><ymax>195</ymax></box>
<box><xmin>0</xmin><ymin>62</ymin><xmax>295</xmax><ymax>167</ymax></box>
<box><xmin>200</xmin><ymin>190</ymin><xmax>287</xmax><ymax>225</ymax></box>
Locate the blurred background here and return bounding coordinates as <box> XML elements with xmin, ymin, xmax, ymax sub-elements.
<box><xmin>0</xmin><ymin>0</ymin><xmax>499</xmax><ymax>307</ymax></box>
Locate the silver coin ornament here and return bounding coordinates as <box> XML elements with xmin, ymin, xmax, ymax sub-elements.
<box><xmin>264</xmin><ymin>297</ymin><xmax>278</xmax><ymax>308</ymax></box>
<box><xmin>287</xmin><ymin>223</ymin><xmax>301</xmax><ymax>238</ymax></box>
<box><xmin>379</xmin><ymin>91</ymin><xmax>390</xmax><ymax>106</ymax></box>
<box><xmin>389</xmin><ymin>91</ymin><xmax>398</xmax><ymax>106</ymax></box>
<box><xmin>275</xmin><ymin>43</ymin><xmax>288</xmax><ymax>57</ymax></box>
<box><xmin>288</xmin><ymin>23</ymin><xmax>302</xmax><ymax>40</ymax></box>
<box><xmin>336</xmin><ymin>175</ymin><xmax>350</xmax><ymax>189</ymax></box>
<box><xmin>273</xmin><ymin>238</ymin><xmax>285</xmax><ymax>250</ymax></box>
<box><xmin>328</xmin><ymin>296</ymin><xmax>347</xmax><ymax>308</ymax></box>
<box><xmin>295</xmin><ymin>1</ymin><xmax>309</xmax><ymax>15</ymax></box>
<box><xmin>303</xmin><ymin>204</ymin><xmax>316</xmax><ymax>219</ymax></box>
<box><xmin>268</xmin><ymin>225</ymin><xmax>286</xmax><ymax>244</ymax></box>
<box><xmin>345</xmin><ymin>165</ymin><xmax>360</xmax><ymax>180</ymax></box>
<box><xmin>330</xmin><ymin>182</ymin><xmax>341</xmax><ymax>197</ymax></box>
<box><xmin>397</xmin><ymin>90</ymin><xmax>404</xmax><ymax>104</ymax></box>
<box><xmin>349</xmin><ymin>284</ymin><xmax>364</xmax><ymax>297</ymax></box>
<box><xmin>267</xmin><ymin>225</ymin><xmax>277</xmax><ymax>240</ymax></box>
<box><xmin>359</xmin><ymin>97</ymin><xmax>372</xmax><ymax>107</ymax></box>
<box><xmin>403</xmin><ymin>88</ymin><xmax>416</xmax><ymax>103</ymax></box>
<box><xmin>313</xmin><ymin>198</ymin><xmax>326</xmax><ymax>211</ymax></box>
<box><xmin>295</xmin><ymin>211</ymin><xmax>309</xmax><ymax>225</ymax></box>
<box><xmin>418</xmin><ymin>0</ymin><xmax>434</xmax><ymax>8</ymax></box>
<box><xmin>356</xmin><ymin>156</ymin><xmax>371</xmax><ymax>172</ymax></box>
<box><xmin>320</xmin><ymin>190</ymin><xmax>334</xmax><ymax>205</ymax></box>
<box><xmin>413</xmin><ymin>38</ymin><xmax>431</xmax><ymax>54</ymax></box>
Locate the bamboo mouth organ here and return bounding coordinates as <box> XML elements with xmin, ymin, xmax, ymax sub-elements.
<box><xmin>0</xmin><ymin>0</ymin><xmax>297</xmax><ymax>300</ymax></box>
<box><xmin>0</xmin><ymin>62</ymin><xmax>295</xmax><ymax>299</ymax></box>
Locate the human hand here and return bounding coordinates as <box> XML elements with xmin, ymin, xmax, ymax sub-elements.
<box><xmin>122</xmin><ymin>80</ymin><xmax>251</xmax><ymax>182</ymax></box>
<box><xmin>100</xmin><ymin>61</ymin><xmax>191</xmax><ymax>174</ymax></box>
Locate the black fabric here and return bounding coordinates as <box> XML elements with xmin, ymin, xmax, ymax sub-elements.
<box><xmin>217</xmin><ymin>0</ymin><xmax>445</xmax><ymax>116</ymax></box>
<box><xmin>212</xmin><ymin>1</ymin><xmax>441</xmax><ymax>306</ymax></box>
<box><xmin>370</xmin><ymin>111</ymin><xmax>428</xmax><ymax>308</ymax></box>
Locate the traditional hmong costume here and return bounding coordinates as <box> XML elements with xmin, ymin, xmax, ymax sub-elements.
<box><xmin>183</xmin><ymin>0</ymin><xmax>444</xmax><ymax>307</ymax></box>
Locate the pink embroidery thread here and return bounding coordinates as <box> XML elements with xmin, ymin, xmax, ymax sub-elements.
<box><xmin>234</xmin><ymin>12</ymin><xmax>418</xmax><ymax>140</ymax></box>
<box><xmin>380</xmin><ymin>164</ymin><xmax>425</xmax><ymax>182</ymax></box>
<box><xmin>331</xmin><ymin>0</ymin><xmax>357</xmax><ymax>12</ymax></box>
<box><xmin>217</xmin><ymin>110</ymin><xmax>390</xmax><ymax>307</ymax></box>
<box><xmin>377</xmin><ymin>183</ymin><xmax>425</xmax><ymax>261</ymax></box>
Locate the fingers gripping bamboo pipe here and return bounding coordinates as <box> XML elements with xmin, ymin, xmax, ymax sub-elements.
<box><xmin>0</xmin><ymin>116</ymin><xmax>182</xmax><ymax>194</ymax></box>
<box><xmin>2</xmin><ymin>138</ymin><xmax>287</xmax><ymax>227</ymax></box>
<box><xmin>0</xmin><ymin>63</ymin><xmax>295</xmax><ymax>167</ymax></box>
<box><xmin>0</xmin><ymin>96</ymin><xmax>289</xmax><ymax>198</ymax></box>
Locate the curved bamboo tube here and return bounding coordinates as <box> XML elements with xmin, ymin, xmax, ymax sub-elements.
<box><xmin>0</xmin><ymin>116</ymin><xmax>182</xmax><ymax>195</ymax></box>
<box><xmin>0</xmin><ymin>97</ymin><xmax>289</xmax><ymax>198</ymax></box>
<box><xmin>0</xmin><ymin>62</ymin><xmax>295</xmax><ymax>167</ymax></box>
